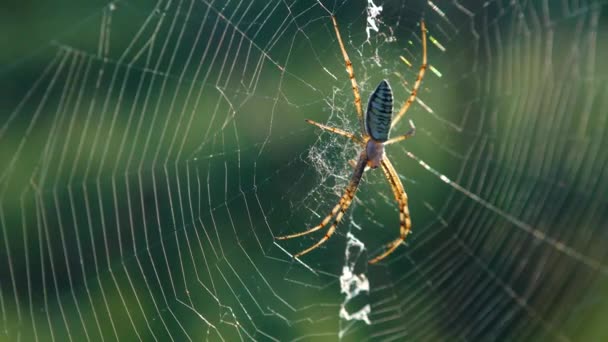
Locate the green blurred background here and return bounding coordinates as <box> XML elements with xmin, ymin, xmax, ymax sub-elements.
<box><xmin>1</xmin><ymin>0</ymin><xmax>608</xmax><ymax>341</ymax></box>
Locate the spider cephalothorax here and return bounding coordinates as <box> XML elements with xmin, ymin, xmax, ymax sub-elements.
<box><xmin>365</xmin><ymin>139</ymin><xmax>384</xmax><ymax>169</ymax></box>
<box><xmin>276</xmin><ymin>16</ymin><xmax>427</xmax><ymax>264</ymax></box>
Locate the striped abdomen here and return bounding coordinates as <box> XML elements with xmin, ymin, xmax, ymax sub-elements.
<box><xmin>365</xmin><ymin>80</ymin><xmax>393</xmax><ymax>141</ymax></box>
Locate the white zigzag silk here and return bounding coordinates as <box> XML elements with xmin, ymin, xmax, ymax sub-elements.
<box><xmin>365</xmin><ymin>80</ymin><xmax>393</xmax><ymax>141</ymax></box>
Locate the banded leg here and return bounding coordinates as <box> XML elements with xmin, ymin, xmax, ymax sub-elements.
<box><xmin>379</xmin><ymin>157</ymin><xmax>401</xmax><ymax>202</ymax></box>
<box><xmin>391</xmin><ymin>20</ymin><xmax>427</xmax><ymax>128</ymax></box>
<box><xmin>275</xmin><ymin>198</ymin><xmax>346</xmax><ymax>240</ymax></box>
<box><xmin>282</xmin><ymin>152</ymin><xmax>368</xmax><ymax>259</ymax></box>
<box><xmin>369</xmin><ymin>157</ymin><xmax>412</xmax><ymax>264</ymax></box>
<box><xmin>293</xmin><ymin>186</ymin><xmax>356</xmax><ymax>258</ymax></box>
<box><xmin>331</xmin><ymin>15</ymin><xmax>366</xmax><ymax>135</ymax></box>
<box><xmin>349</xmin><ymin>159</ymin><xmax>371</xmax><ymax>172</ymax></box>
<box><xmin>384</xmin><ymin>120</ymin><xmax>416</xmax><ymax>145</ymax></box>
<box><xmin>305</xmin><ymin>119</ymin><xmax>362</xmax><ymax>144</ymax></box>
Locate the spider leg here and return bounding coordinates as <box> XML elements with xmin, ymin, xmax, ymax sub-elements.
<box><xmin>281</xmin><ymin>151</ymin><xmax>368</xmax><ymax>259</ymax></box>
<box><xmin>306</xmin><ymin>119</ymin><xmax>362</xmax><ymax>144</ymax></box>
<box><xmin>331</xmin><ymin>15</ymin><xmax>366</xmax><ymax>136</ymax></box>
<box><xmin>293</xmin><ymin>198</ymin><xmax>350</xmax><ymax>258</ymax></box>
<box><xmin>275</xmin><ymin>199</ymin><xmax>345</xmax><ymax>240</ymax></box>
<box><xmin>369</xmin><ymin>157</ymin><xmax>412</xmax><ymax>264</ymax></box>
<box><xmin>391</xmin><ymin>20</ymin><xmax>427</xmax><ymax>129</ymax></box>
<box><xmin>349</xmin><ymin>159</ymin><xmax>371</xmax><ymax>172</ymax></box>
<box><xmin>384</xmin><ymin>120</ymin><xmax>416</xmax><ymax>145</ymax></box>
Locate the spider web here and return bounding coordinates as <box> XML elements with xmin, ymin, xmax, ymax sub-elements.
<box><xmin>1</xmin><ymin>0</ymin><xmax>608</xmax><ymax>340</ymax></box>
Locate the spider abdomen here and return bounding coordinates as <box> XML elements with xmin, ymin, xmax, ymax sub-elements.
<box><xmin>366</xmin><ymin>80</ymin><xmax>393</xmax><ymax>142</ymax></box>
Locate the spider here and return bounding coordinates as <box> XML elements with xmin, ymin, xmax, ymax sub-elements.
<box><xmin>277</xmin><ymin>16</ymin><xmax>427</xmax><ymax>264</ymax></box>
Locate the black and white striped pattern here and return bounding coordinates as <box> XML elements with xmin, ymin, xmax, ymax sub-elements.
<box><xmin>365</xmin><ymin>80</ymin><xmax>393</xmax><ymax>141</ymax></box>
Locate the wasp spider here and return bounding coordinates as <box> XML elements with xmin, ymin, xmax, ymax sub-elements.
<box><xmin>277</xmin><ymin>16</ymin><xmax>427</xmax><ymax>264</ymax></box>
